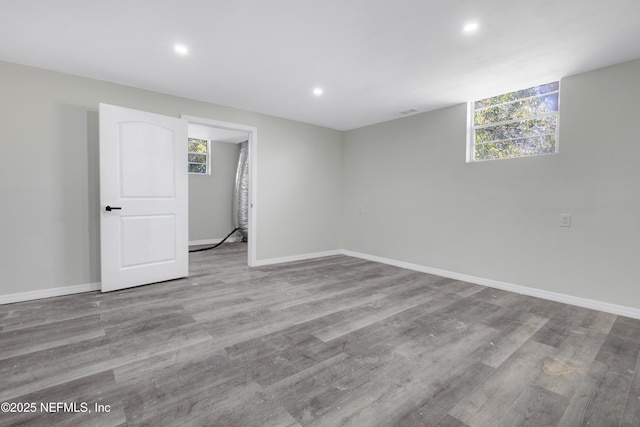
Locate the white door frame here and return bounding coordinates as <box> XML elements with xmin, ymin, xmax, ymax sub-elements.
<box><xmin>182</xmin><ymin>115</ymin><xmax>257</xmax><ymax>267</ymax></box>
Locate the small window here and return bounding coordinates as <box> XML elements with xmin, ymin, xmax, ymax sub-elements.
<box><xmin>467</xmin><ymin>81</ymin><xmax>559</xmax><ymax>162</ymax></box>
<box><xmin>188</xmin><ymin>137</ymin><xmax>209</xmax><ymax>174</ymax></box>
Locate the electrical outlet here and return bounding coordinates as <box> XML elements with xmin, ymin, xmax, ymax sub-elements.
<box><xmin>560</xmin><ymin>213</ymin><xmax>571</xmax><ymax>227</ymax></box>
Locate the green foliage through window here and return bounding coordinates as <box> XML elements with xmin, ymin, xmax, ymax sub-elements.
<box><xmin>468</xmin><ymin>82</ymin><xmax>559</xmax><ymax>161</ymax></box>
<box><xmin>188</xmin><ymin>137</ymin><xmax>209</xmax><ymax>174</ymax></box>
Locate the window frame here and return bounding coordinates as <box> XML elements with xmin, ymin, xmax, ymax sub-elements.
<box><xmin>466</xmin><ymin>81</ymin><xmax>560</xmax><ymax>162</ymax></box>
<box><xmin>187</xmin><ymin>137</ymin><xmax>210</xmax><ymax>175</ymax></box>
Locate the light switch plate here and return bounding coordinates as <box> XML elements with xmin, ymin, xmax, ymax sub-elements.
<box><xmin>560</xmin><ymin>213</ymin><xmax>571</xmax><ymax>227</ymax></box>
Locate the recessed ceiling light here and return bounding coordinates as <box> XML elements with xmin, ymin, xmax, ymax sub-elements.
<box><xmin>313</xmin><ymin>87</ymin><xmax>323</xmax><ymax>96</ymax></box>
<box><xmin>463</xmin><ymin>22</ymin><xmax>479</xmax><ymax>33</ymax></box>
<box><xmin>174</xmin><ymin>44</ymin><xmax>189</xmax><ymax>55</ymax></box>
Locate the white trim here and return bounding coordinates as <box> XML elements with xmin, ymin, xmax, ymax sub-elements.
<box><xmin>342</xmin><ymin>250</ymin><xmax>640</xmax><ymax>320</ymax></box>
<box><xmin>4</xmin><ymin>248</ymin><xmax>638</xmax><ymax>320</ymax></box>
<box><xmin>181</xmin><ymin>115</ymin><xmax>258</xmax><ymax>267</ymax></box>
<box><xmin>254</xmin><ymin>250</ymin><xmax>343</xmax><ymax>267</ymax></box>
<box><xmin>466</xmin><ymin>101</ymin><xmax>474</xmax><ymax>163</ymax></box>
<box><xmin>0</xmin><ymin>283</ymin><xmax>101</xmax><ymax>305</ymax></box>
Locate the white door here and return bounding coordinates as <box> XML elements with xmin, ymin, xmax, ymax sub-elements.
<box><xmin>99</xmin><ymin>103</ymin><xmax>188</xmax><ymax>292</ymax></box>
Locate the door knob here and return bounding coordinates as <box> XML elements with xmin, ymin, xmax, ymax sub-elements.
<box><xmin>106</xmin><ymin>206</ymin><xmax>122</xmax><ymax>212</ymax></box>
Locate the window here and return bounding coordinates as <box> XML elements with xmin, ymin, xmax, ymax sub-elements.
<box><xmin>467</xmin><ymin>81</ymin><xmax>559</xmax><ymax>162</ymax></box>
<box><xmin>188</xmin><ymin>137</ymin><xmax>209</xmax><ymax>174</ymax></box>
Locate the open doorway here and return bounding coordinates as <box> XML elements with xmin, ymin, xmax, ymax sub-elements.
<box><xmin>182</xmin><ymin>115</ymin><xmax>257</xmax><ymax>267</ymax></box>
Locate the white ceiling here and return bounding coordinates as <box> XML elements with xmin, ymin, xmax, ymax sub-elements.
<box><xmin>2</xmin><ymin>0</ymin><xmax>640</xmax><ymax>131</ymax></box>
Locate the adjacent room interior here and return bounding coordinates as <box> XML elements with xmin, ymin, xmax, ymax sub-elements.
<box><xmin>1</xmin><ymin>1</ymin><xmax>639</xmax><ymax>425</ymax></box>
<box><xmin>187</xmin><ymin>123</ymin><xmax>250</xmax><ymax>252</ymax></box>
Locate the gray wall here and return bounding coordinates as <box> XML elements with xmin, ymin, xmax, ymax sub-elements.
<box><xmin>188</xmin><ymin>140</ymin><xmax>240</xmax><ymax>242</ymax></box>
<box><xmin>0</xmin><ymin>60</ymin><xmax>343</xmax><ymax>297</ymax></box>
<box><xmin>2</xmin><ymin>57</ymin><xmax>639</xmax><ymax>311</ymax></box>
<box><xmin>343</xmin><ymin>59</ymin><xmax>640</xmax><ymax>309</ymax></box>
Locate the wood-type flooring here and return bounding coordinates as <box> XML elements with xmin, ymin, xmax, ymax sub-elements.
<box><xmin>1</xmin><ymin>243</ymin><xmax>639</xmax><ymax>426</ymax></box>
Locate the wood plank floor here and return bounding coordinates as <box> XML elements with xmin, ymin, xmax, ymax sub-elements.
<box><xmin>1</xmin><ymin>243</ymin><xmax>639</xmax><ymax>426</ymax></box>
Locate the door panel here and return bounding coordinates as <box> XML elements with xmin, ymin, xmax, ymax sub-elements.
<box><xmin>120</xmin><ymin>215</ymin><xmax>176</xmax><ymax>267</ymax></box>
<box><xmin>99</xmin><ymin>103</ymin><xmax>188</xmax><ymax>292</ymax></box>
<box><xmin>119</xmin><ymin>122</ymin><xmax>176</xmax><ymax>198</ymax></box>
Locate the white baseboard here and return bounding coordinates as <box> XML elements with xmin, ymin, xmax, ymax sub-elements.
<box><xmin>4</xmin><ymin>248</ymin><xmax>639</xmax><ymax>321</ymax></box>
<box><xmin>0</xmin><ymin>282</ymin><xmax>101</xmax><ymax>305</ymax></box>
<box><xmin>342</xmin><ymin>249</ymin><xmax>640</xmax><ymax>320</ymax></box>
<box><xmin>254</xmin><ymin>249</ymin><xmax>343</xmax><ymax>267</ymax></box>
